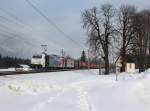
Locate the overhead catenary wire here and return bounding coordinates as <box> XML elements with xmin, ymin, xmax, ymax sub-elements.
<box><xmin>0</xmin><ymin>15</ymin><xmax>19</xmax><ymax>26</ymax></box>
<box><xmin>0</xmin><ymin>8</ymin><xmax>78</xmax><ymax>52</ymax></box>
<box><xmin>0</xmin><ymin>23</ymin><xmax>36</xmax><ymax>47</ymax></box>
<box><xmin>0</xmin><ymin>21</ymin><xmax>61</xmax><ymax>52</ymax></box>
<box><xmin>25</xmin><ymin>0</ymin><xmax>85</xmax><ymax>49</ymax></box>
<box><xmin>0</xmin><ymin>10</ymin><xmax>65</xmax><ymax>50</ymax></box>
<box><xmin>0</xmin><ymin>8</ymin><xmax>33</xmax><ymax>29</ymax></box>
<box><xmin>0</xmin><ymin>1</ymin><xmax>85</xmax><ymax>57</ymax></box>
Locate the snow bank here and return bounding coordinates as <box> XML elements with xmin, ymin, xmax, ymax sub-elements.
<box><xmin>0</xmin><ymin>69</ymin><xmax>150</xmax><ymax>111</ymax></box>
<box><xmin>6</xmin><ymin>80</ymin><xmax>63</xmax><ymax>95</ymax></box>
<box><xmin>0</xmin><ymin>68</ymin><xmax>15</xmax><ymax>71</ymax></box>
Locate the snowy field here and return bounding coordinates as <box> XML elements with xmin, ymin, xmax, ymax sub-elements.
<box><xmin>0</xmin><ymin>68</ymin><xmax>15</xmax><ymax>72</ymax></box>
<box><xmin>0</xmin><ymin>69</ymin><xmax>150</xmax><ymax>111</ymax></box>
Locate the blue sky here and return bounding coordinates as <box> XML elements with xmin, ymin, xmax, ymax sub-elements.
<box><xmin>0</xmin><ymin>0</ymin><xmax>149</xmax><ymax>58</ymax></box>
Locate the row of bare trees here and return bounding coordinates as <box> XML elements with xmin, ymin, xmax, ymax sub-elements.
<box><xmin>81</xmin><ymin>3</ymin><xmax>150</xmax><ymax>74</ymax></box>
<box><xmin>132</xmin><ymin>10</ymin><xmax>150</xmax><ymax>72</ymax></box>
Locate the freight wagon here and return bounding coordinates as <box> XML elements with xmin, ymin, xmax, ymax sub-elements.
<box><xmin>65</xmin><ymin>58</ymin><xmax>74</xmax><ymax>68</ymax></box>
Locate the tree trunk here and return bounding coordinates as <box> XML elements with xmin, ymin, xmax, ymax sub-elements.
<box><xmin>121</xmin><ymin>30</ymin><xmax>126</xmax><ymax>72</ymax></box>
<box><xmin>104</xmin><ymin>48</ymin><xmax>109</xmax><ymax>74</ymax></box>
<box><xmin>121</xmin><ymin>48</ymin><xmax>126</xmax><ymax>72</ymax></box>
<box><xmin>99</xmin><ymin>58</ymin><xmax>101</xmax><ymax>75</ymax></box>
<box><xmin>139</xmin><ymin>58</ymin><xmax>144</xmax><ymax>72</ymax></box>
<box><xmin>105</xmin><ymin>57</ymin><xmax>109</xmax><ymax>74</ymax></box>
<box><xmin>139</xmin><ymin>47</ymin><xmax>145</xmax><ymax>72</ymax></box>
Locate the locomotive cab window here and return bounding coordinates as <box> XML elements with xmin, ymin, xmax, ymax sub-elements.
<box><xmin>33</xmin><ymin>55</ymin><xmax>42</xmax><ymax>58</ymax></box>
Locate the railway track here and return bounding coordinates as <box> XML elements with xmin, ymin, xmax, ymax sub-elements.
<box><xmin>0</xmin><ymin>68</ymin><xmax>90</xmax><ymax>76</ymax></box>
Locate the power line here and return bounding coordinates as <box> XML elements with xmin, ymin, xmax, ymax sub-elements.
<box><xmin>25</xmin><ymin>0</ymin><xmax>85</xmax><ymax>49</ymax></box>
<box><xmin>0</xmin><ymin>8</ymin><xmax>75</xmax><ymax>50</ymax></box>
<box><xmin>0</xmin><ymin>21</ymin><xmax>62</xmax><ymax>52</ymax></box>
<box><xmin>0</xmin><ymin>11</ymin><xmax>65</xmax><ymax>49</ymax></box>
<box><xmin>0</xmin><ymin>26</ymin><xmax>36</xmax><ymax>47</ymax></box>
<box><xmin>0</xmin><ymin>8</ymin><xmax>33</xmax><ymax>29</ymax></box>
<box><xmin>0</xmin><ymin>15</ymin><xmax>19</xmax><ymax>25</ymax></box>
<box><xmin>0</xmin><ymin>4</ymin><xmax>83</xmax><ymax>56</ymax></box>
<box><xmin>0</xmin><ymin>11</ymin><xmax>66</xmax><ymax>56</ymax></box>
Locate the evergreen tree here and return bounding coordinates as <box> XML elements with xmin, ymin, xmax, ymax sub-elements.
<box><xmin>80</xmin><ymin>50</ymin><xmax>87</xmax><ymax>62</ymax></box>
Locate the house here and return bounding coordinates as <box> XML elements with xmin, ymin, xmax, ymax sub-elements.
<box><xmin>115</xmin><ymin>55</ymin><xmax>136</xmax><ymax>73</ymax></box>
<box><xmin>125</xmin><ymin>63</ymin><xmax>135</xmax><ymax>73</ymax></box>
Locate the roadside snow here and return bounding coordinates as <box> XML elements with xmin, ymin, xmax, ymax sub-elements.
<box><xmin>0</xmin><ymin>68</ymin><xmax>15</xmax><ymax>72</ymax></box>
<box><xmin>0</xmin><ymin>69</ymin><xmax>150</xmax><ymax>111</ymax></box>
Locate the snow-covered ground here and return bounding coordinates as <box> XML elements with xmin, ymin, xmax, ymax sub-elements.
<box><xmin>0</xmin><ymin>69</ymin><xmax>150</xmax><ymax>111</ymax></box>
<box><xmin>0</xmin><ymin>68</ymin><xmax>15</xmax><ymax>71</ymax></box>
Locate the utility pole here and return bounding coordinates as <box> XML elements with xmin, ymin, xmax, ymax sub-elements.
<box><xmin>61</xmin><ymin>49</ymin><xmax>65</xmax><ymax>68</ymax></box>
<box><xmin>61</xmin><ymin>49</ymin><xmax>65</xmax><ymax>57</ymax></box>
<box><xmin>88</xmin><ymin>49</ymin><xmax>90</xmax><ymax>71</ymax></box>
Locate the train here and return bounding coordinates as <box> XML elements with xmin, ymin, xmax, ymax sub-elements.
<box><xmin>31</xmin><ymin>53</ymin><xmax>100</xmax><ymax>69</ymax></box>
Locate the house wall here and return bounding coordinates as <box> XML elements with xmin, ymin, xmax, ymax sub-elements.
<box><xmin>125</xmin><ymin>63</ymin><xmax>135</xmax><ymax>73</ymax></box>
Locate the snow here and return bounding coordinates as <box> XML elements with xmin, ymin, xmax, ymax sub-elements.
<box><xmin>19</xmin><ymin>64</ymin><xmax>30</xmax><ymax>68</ymax></box>
<box><xmin>0</xmin><ymin>69</ymin><xmax>150</xmax><ymax>111</ymax></box>
<box><xmin>0</xmin><ymin>68</ymin><xmax>15</xmax><ymax>71</ymax></box>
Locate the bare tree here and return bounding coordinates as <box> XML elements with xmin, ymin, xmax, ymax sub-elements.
<box><xmin>81</xmin><ymin>3</ymin><xmax>115</xmax><ymax>74</ymax></box>
<box><xmin>131</xmin><ymin>10</ymin><xmax>150</xmax><ymax>72</ymax></box>
<box><xmin>116</xmin><ymin>5</ymin><xmax>136</xmax><ymax>72</ymax></box>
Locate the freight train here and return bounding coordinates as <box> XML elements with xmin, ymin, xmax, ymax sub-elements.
<box><xmin>31</xmin><ymin>53</ymin><xmax>99</xmax><ymax>69</ymax></box>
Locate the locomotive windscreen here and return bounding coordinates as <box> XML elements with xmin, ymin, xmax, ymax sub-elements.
<box><xmin>32</xmin><ymin>55</ymin><xmax>42</xmax><ymax>58</ymax></box>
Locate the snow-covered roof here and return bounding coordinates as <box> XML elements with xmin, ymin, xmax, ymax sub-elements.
<box><xmin>19</xmin><ymin>64</ymin><xmax>30</xmax><ymax>68</ymax></box>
